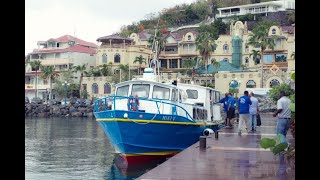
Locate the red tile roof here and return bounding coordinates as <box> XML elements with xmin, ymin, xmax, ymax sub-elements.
<box><xmin>52</xmin><ymin>35</ymin><xmax>97</xmax><ymax>47</ymax></box>
<box><xmin>32</xmin><ymin>44</ymin><xmax>96</xmax><ymax>54</ymax></box>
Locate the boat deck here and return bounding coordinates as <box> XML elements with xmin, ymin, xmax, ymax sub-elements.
<box><xmin>137</xmin><ymin>113</ymin><xmax>295</xmax><ymax>180</ymax></box>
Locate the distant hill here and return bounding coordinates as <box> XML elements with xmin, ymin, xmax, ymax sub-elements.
<box><xmin>118</xmin><ymin>0</ymin><xmax>282</xmax><ymax>37</ymax></box>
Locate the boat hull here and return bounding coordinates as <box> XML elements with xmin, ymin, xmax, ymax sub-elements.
<box><xmin>95</xmin><ymin>110</ymin><xmax>221</xmax><ymax>162</ymax></box>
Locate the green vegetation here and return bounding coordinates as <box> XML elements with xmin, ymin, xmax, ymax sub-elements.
<box><xmin>134</xmin><ymin>55</ymin><xmax>147</xmax><ymax>75</ymax></box>
<box><xmin>267</xmin><ymin>84</ymin><xmax>294</xmax><ymax>102</ymax></box>
<box><xmin>29</xmin><ymin>60</ymin><xmax>42</xmax><ymax>98</ymax></box>
<box><xmin>40</xmin><ymin>66</ymin><xmax>59</xmax><ymax>99</ymax></box>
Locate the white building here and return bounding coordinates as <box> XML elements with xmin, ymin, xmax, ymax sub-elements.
<box><xmin>25</xmin><ymin>35</ymin><xmax>97</xmax><ymax>101</ymax></box>
<box><xmin>217</xmin><ymin>0</ymin><xmax>295</xmax><ymax>19</ymax></box>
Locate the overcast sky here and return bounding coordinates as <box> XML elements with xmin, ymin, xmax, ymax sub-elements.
<box><xmin>25</xmin><ymin>0</ymin><xmax>196</xmax><ymax>55</ymax></box>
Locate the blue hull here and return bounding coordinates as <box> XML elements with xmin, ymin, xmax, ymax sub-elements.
<box><xmin>95</xmin><ymin>110</ymin><xmax>221</xmax><ymax>156</ymax></box>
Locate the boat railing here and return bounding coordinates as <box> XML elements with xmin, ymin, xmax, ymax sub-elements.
<box><xmin>94</xmin><ymin>95</ymin><xmax>197</xmax><ymax>123</ymax></box>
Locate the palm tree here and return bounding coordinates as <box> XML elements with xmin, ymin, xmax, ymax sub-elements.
<box><xmin>72</xmin><ymin>64</ymin><xmax>88</xmax><ymax>97</ymax></box>
<box><xmin>196</xmin><ymin>32</ymin><xmax>216</xmax><ymax>87</ymax></box>
<box><xmin>119</xmin><ymin>64</ymin><xmax>130</xmax><ymax>81</ymax></box>
<box><xmin>249</xmin><ymin>50</ymin><xmax>261</xmax><ymax>65</ymax></box>
<box><xmin>40</xmin><ymin>66</ymin><xmax>59</xmax><ymax>100</ymax></box>
<box><xmin>98</xmin><ymin>64</ymin><xmax>110</xmax><ymax>76</ymax></box>
<box><xmin>148</xmin><ymin>30</ymin><xmax>167</xmax><ymax>58</ymax></box>
<box><xmin>182</xmin><ymin>58</ymin><xmax>197</xmax><ymax>74</ymax></box>
<box><xmin>29</xmin><ymin>60</ymin><xmax>42</xmax><ymax>98</ymax></box>
<box><xmin>247</xmin><ymin>22</ymin><xmax>276</xmax><ymax>87</ymax></box>
<box><xmin>134</xmin><ymin>55</ymin><xmax>147</xmax><ymax>75</ymax></box>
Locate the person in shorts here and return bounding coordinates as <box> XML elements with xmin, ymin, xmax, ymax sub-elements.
<box><xmin>226</xmin><ymin>93</ymin><xmax>236</xmax><ymax>128</ymax></box>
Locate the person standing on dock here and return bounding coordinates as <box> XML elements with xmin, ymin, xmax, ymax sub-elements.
<box><xmin>226</xmin><ymin>93</ymin><xmax>236</xmax><ymax>128</ymax></box>
<box><xmin>249</xmin><ymin>92</ymin><xmax>259</xmax><ymax>133</ymax></box>
<box><xmin>273</xmin><ymin>91</ymin><xmax>291</xmax><ymax>143</ymax></box>
<box><xmin>219</xmin><ymin>93</ymin><xmax>229</xmax><ymax>125</ymax></box>
<box><xmin>237</xmin><ymin>91</ymin><xmax>252</xmax><ymax>136</ymax></box>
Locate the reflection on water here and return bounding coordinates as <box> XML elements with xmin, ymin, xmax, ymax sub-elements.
<box><xmin>25</xmin><ymin>117</ymin><xmax>165</xmax><ymax>180</ymax></box>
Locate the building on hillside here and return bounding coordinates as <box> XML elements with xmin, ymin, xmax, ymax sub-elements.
<box><xmin>216</xmin><ymin>0</ymin><xmax>295</xmax><ymax>21</ymax></box>
<box><xmin>25</xmin><ymin>35</ymin><xmax>97</xmax><ymax>101</ymax></box>
<box><xmin>213</xmin><ymin>21</ymin><xmax>295</xmax><ymax>95</ymax></box>
<box><xmin>82</xmin><ymin>33</ymin><xmax>151</xmax><ymax>98</ymax></box>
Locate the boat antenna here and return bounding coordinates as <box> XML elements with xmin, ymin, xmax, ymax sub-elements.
<box><xmin>150</xmin><ymin>17</ymin><xmax>161</xmax><ymax>81</ymax></box>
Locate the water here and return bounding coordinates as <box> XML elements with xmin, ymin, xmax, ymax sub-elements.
<box><xmin>25</xmin><ymin>117</ymin><xmax>165</xmax><ymax>180</ymax></box>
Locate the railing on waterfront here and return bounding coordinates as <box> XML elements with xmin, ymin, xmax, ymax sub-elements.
<box><xmin>93</xmin><ymin>95</ymin><xmax>211</xmax><ymax>123</ymax></box>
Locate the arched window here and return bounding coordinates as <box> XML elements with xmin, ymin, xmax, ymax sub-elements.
<box><xmin>102</xmin><ymin>53</ymin><xmax>107</xmax><ymax>63</ymax></box>
<box><xmin>104</xmin><ymin>83</ymin><xmax>111</xmax><ymax>94</ymax></box>
<box><xmin>92</xmin><ymin>83</ymin><xmax>99</xmax><ymax>94</ymax></box>
<box><xmin>272</xmin><ymin>29</ymin><xmax>276</xmax><ymax>35</ymax></box>
<box><xmin>245</xmin><ymin>57</ymin><xmax>249</xmax><ymax>64</ymax></box>
<box><xmin>223</xmin><ymin>44</ymin><xmax>229</xmax><ymax>53</ymax></box>
<box><xmin>187</xmin><ymin>35</ymin><xmax>191</xmax><ymax>40</ymax></box>
<box><xmin>223</xmin><ymin>58</ymin><xmax>228</xmax><ymax>62</ymax></box>
<box><xmin>270</xmin><ymin>79</ymin><xmax>280</xmax><ymax>87</ymax></box>
<box><xmin>229</xmin><ymin>80</ymin><xmax>239</xmax><ymax>89</ymax></box>
<box><xmin>246</xmin><ymin>80</ymin><xmax>256</xmax><ymax>88</ymax></box>
<box><xmin>114</xmin><ymin>53</ymin><xmax>121</xmax><ymax>63</ymax></box>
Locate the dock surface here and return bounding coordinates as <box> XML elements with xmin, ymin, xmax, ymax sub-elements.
<box><xmin>137</xmin><ymin>113</ymin><xmax>295</xmax><ymax>180</ymax></box>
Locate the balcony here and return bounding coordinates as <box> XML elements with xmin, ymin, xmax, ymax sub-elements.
<box><xmin>36</xmin><ymin>58</ymin><xmax>71</xmax><ymax>66</ymax></box>
<box><xmin>25</xmin><ymin>84</ymin><xmax>50</xmax><ymax>90</ymax></box>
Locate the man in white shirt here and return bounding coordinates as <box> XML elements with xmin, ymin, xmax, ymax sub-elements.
<box><xmin>249</xmin><ymin>92</ymin><xmax>259</xmax><ymax>132</ymax></box>
<box><xmin>273</xmin><ymin>91</ymin><xmax>291</xmax><ymax>143</ymax></box>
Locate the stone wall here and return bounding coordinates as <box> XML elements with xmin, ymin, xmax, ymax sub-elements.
<box><xmin>25</xmin><ymin>103</ymin><xmax>95</xmax><ymax>118</ymax></box>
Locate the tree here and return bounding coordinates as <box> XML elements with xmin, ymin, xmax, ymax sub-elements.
<box><xmin>29</xmin><ymin>60</ymin><xmax>42</xmax><ymax>98</ymax></box>
<box><xmin>133</xmin><ymin>55</ymin><xmax>147</xmax><ymax>75</ymax></box>
<box><xmin>195</xmin><ymin>25</ymin><xmax>218</xmax><ymax>86</ymax></box>
<box><xmin>247</xmin><ymin>21</ymin><xmax>277</xmax><ymax>87</ymax></box>
<box><xmin>72</xmin><ymin>64</ymin><xmax>88</xmax><ymax>96</ymax></box>
<box><xmin>119</xmin><ymin>64</ymin><xmax>130</xmax><ymax>81</ymax></box>
<box><xmin>40</xmin><ymin>66</ymin><xmax>59</xmax><ymax>100</ymax></box>
<box><xmin>98</xmin><ymin>64</ymin><xmax>110</xmax><ymax>76</ymax></box>
<box><xmin>249</xmin><ymin>50</ymin><xmax>261</xmax><ymax>65</ymax></box>
<box><xmin>182</xmin><ymin>58</ymin><xmax>198</xmax><ymax>75</ymax></box>
<box><xmin>148</xmin><ymin>30</ymin><xmax>167</xmax><ymax>58</ymax></box>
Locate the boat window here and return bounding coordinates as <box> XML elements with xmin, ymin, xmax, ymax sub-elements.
<box><xmin>131</xmin><ymin>84</ymin><xmax>150</xmax><ymax>98</ymax></box>
<box><xmin>171</xmin><ymin>89</ymin><xmax>178</xmax><ymax>101</ymax></box>
<box><xmin>186</xmin><ymin>89</ymin><xmax>198</xmax><ymax>99</ymax></box>
<box><xmin>152</xmin><ymin>85</ymin><xmax>170</xmax><ymax>100</ymax></box>
<box><xmin>116</xmin><ymin>85</ymin><xmax>129</xmax><ymax>96</ymax></box>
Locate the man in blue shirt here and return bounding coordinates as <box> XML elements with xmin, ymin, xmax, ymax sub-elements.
<box><xmin>237</xmin><ymin>91</ymin><xmax>252</xmax><ymax>136</ymax></box>
<box><xmin>219</xmin><ymin>93</ymin><xmax>229</xmax><ymax>125</ymax></box>
<box><xmin>226</xmin><ymin>93</ymin><xmax>236</xmax><ymax>128</ymax></box>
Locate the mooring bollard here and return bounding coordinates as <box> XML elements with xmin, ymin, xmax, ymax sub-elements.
<box><xmin>199</xmin><ymin>136</ymin><xmax>206</xmax><ymax>150</ymax></box>
<box><xmin>215</xmin><ymin>131</ymin><xmax>219</xmax><ymax>139</ymax></box>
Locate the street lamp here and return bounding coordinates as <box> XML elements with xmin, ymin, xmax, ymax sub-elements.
<box><xmin>62</xmin><ymin>81</ymin><xmax>70</xmax><ymax>106</ymax></box>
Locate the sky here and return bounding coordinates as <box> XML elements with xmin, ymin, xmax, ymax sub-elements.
<box><xmin>25</xmin><ymin>0</ymin><xmax>196</xmax><ymax>55</ymax></box>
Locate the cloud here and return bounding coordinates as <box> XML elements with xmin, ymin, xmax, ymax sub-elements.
<box><xmin>25</xmin><ymin>0</ymin><xmax>196</xmax><ymax>55</ymax></box>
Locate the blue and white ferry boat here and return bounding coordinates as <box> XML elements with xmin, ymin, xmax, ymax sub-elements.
<box><xmin>93</xmin><ymin>67</ymin><xmax>224</xmax><ymax>163</ymax></box>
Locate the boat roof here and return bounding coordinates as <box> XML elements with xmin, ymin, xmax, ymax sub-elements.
<box><xmin>116</xmin><ymin>79</ymin><xmax>178</xmax><ymax>89</ymax></box>
<box><xmin>177</xmin><ymin>83</ymin><xmax>219</xmax><ymax>92</ymax></box>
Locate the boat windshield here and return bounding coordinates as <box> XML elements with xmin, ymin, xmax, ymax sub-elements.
<box><xmin>116</xmin><ymin>85</ymin><xmax>129</xmax><ymax>96</ymax></box>
<box><xmin>152</xmin><ymin>85</ymin><xmax>170</xmax><ymax>100</ymax></box>
<box><xmin>131</xmin><ymin>84</ymin><xmax>150</xmax><ymax>98</ymax></box>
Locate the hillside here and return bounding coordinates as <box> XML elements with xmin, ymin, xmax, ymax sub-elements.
<box><xmin>118</xmin><ymin>0</ymin><xmax>282</xmax><ymax>37</ymax></box>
